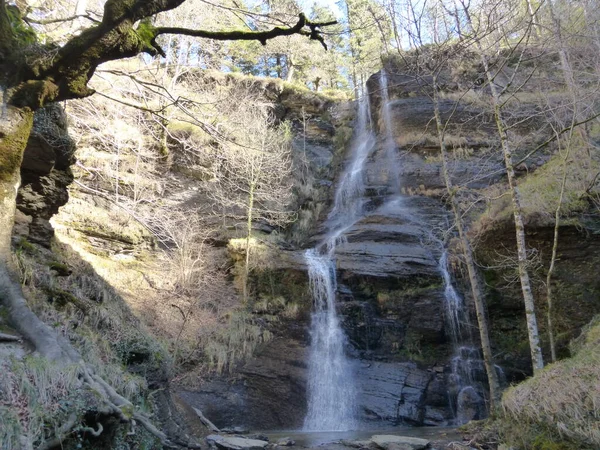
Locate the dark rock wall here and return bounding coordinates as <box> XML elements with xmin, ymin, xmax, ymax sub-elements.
<box><xmin>184</xmin><ymin>74</ymin><xmax>461</xmax><ymax>429</ymax></box>
<box><xmin>14</xmin><ymin>104</ymin><xmax>76</xmax><ymax>247</ymax></box>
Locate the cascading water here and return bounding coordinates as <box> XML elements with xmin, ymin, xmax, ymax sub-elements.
<box><xmin>378</xmin><ymin>73</ymin><xmax>490</xmax><ymax>421</ymax></box>
<box><xmin>439</xmin><ymin>251</ymin><xmax>470</xmax><ymax>346</ymax></box>
<box><xmin>303</xmin><ymin>94</ymin><xmax>375</xmax><ymax>431</ymax></box>
<box><xmin>438</xmin><ymin>250</ymin><xmax>491</xmax><ymax>424</ymax></box>
<box><xmin>303</xmin><ymin>250</ymin><xmax>358</xmax><ymax>431</ymax></box>
<box><xmin>379</xmin><ymin>70</ymin><xmax>401</xmax><ymax>194</ymax></box>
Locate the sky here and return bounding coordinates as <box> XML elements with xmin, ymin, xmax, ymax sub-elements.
<box><xmin>297</xmin><ymin>0</ymin><xmax>344</xmax><ymax>18</ymax></box>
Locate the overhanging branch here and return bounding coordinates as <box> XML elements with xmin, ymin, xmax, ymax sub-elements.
<box><xmin>155</xmin><ymin>13</ymin><xmax>337</xmax><ymax>49</ymax></box>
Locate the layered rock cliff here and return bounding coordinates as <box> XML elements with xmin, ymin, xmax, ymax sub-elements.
<box><xmin>5</xmin><ymin>61</ymin><xmax>600</xmax><ymax>443</ymax></box>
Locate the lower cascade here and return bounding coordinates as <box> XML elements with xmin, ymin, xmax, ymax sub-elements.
<box><xmin>303</xmin><ymin>249</ymin><xmax>358</xmax><ymax>431</ymax></box>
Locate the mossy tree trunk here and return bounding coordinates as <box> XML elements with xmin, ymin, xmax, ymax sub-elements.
<box><xmin>0</xmin><ymin>105</ymin><xmax>33</xmax><ymax>262</ymax></box>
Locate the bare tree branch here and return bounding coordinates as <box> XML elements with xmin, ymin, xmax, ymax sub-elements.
<box><xmin>156</xmin><ymin>13</ymin><xmax>337</xmax><ymax>49</ymax></box>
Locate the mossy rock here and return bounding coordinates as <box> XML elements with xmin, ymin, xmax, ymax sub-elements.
<box><xmin>45</xmin><ymin>287</ymin><xmax>90</xmax><ymax>314</ymax></box>
<box><xmin>48</xmin><ymin>261</ymin><xmax>72</xmax><ymax>276</ymax></box>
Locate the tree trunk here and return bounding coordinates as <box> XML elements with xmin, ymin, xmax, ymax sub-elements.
<box><xmin>546</xmin><ymin>120</ymin><xmax>576</xmax><ymax>363</ymax></box>
<box><xmin>243</xmin><ymin>181</ymin><xmax>255</xmax><ymax>303</ymax></box>
<box><xmin>286</xmin><ymin>55</ymin><xmax>295</xmax><ymax>83</ymax></box>
<box><xmin>546</xmin><ymin>173</ymin><xmax>565</xmax><ymax>363</ymax></box>
<box><xmin>548</xmin><ymin>0</ymin><xmax>589</xmax><ymax>144</ymax></box>
<box><xmin>432</xmin><ymin>76</ymin><xmax>501</xmax><ymax>409</ymax></box>
<box><xmin>526</xmin><ymin>0</ymin><xmax>540</xmax><ymax>39</ymax></box>
<box><xmin>458</xmin><ymin>2</ymin><xmax>544</xmax><ymax>371</ymax></box>
<box><xmin>0</xmin><ymin>105</ymin><xmax>33</xmax><ymax>261</ymax></box>
<box><xmin>480</xmin><ymin>53</ymin><xmax>545</xmax><ymax>373</ymax></box>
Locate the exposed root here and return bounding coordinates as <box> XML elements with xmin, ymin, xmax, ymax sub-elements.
<box><xmin>0</xmin><ymin>331</ymin><xmax>21</xmax><ymax>341</ymax></box>
<box><xmin>38</xmin><ymin>412</ymin><xmax>79</xmax><ymax>450</ymax></box>
<box><xmin>0</xmin><ymin>264</ymin><xmax>177</xmax><ymax>448</ymax></box>
<box><xmin>0</xmin><ymin>265</ymin><xmax>81</xmax><ymax>364</ymax></box>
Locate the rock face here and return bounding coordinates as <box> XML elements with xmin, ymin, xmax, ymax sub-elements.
<box><xmin>180</xmin><ymin>329</ymin><xmax>309</xmax><ymax>430</ymax></box>
<box><xmin>184</xmin><ymin>73</ymin><xmax>460</xmax><ymax>430</ymax></box>
<box><xmin>15</xmin><ymin>104</ymin><xmax>76</xmax><ymax>246</ymax></box>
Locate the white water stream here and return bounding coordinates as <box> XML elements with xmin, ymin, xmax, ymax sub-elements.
<box><xmin>303</xmin><ymin>95</ymin><xmax>375</xmax><ymax>431</ymax></box>
<box><xmin>379</xmin><ymin>70</ymin><xmax>402</xmax><ymax>194</ymax></box>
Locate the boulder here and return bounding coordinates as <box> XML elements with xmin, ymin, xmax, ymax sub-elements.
<box><xmin>206</xmin><ymin>435</ymin><xmax>269</xmax><ymax>450</ymax></box>
<box><xmin>370</xmin><ymin>435</ymin><xmax>429</xmax><ymax>450</ymax></box>
<box><xmin>276</xmin><ymin>437</ymin><xmax>296</xmax><ymax>446</ymax></box>
<box><xmin>456</xmin><ymin>386</ymin><xmax>485</xmax><ymax>425</ymax></box>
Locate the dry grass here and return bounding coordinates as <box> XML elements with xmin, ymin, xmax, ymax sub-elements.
<box><xmin>0</xmin><ymin>357</ymin><xmax>82</xmax><ymax>449</ymax></box>
<box><xmin>501</xmin><ymin>316</ymin><xmax>600</xmax><ymax>447</ymax></box>
<box><xmin>475</xmin><ymin>142</ymin><xmax>599</xmax><ymax>234</ymax></box>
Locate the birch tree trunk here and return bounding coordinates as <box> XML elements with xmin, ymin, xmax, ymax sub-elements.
<box><xmin>481</xmin><ymin>54</ymin><xmax>544</xmax><ymax>372</ymax></box>
<box><xmin>243</xmin><ymin>179</ymin><xmax>255</xmax><ymax>303</ymax></box>
<box><xmin>432</xmin><ymin>75</ymin><xmax>501</xmax><ymax>408</ymax></box>
<box><xmin>458</xmin><ymin>0</ymin><xmax>544</xmax><ymax>373</ymax></box>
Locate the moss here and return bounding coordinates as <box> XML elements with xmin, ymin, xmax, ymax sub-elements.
<box><xmin>16</xmin><ymin>237</ymin><xmax>36</xmax><ymax>253</ymax></box>
<box><xmin>2</xmin><ymin>5</ymin><xmax>37</xmax><ymax>48</ymax></box>
<box><xmin>496</xmin><ymin>416</ymin><xmax>584</xmax><ymax>450</ymax></box>
<box><xmin>48</xmin><ymin>261</ymin><xmax>72</xmax><ymax>276</ymax></box>
<box><xmin>136</xmin><ymin>19</ymin><xmax>157</xmax><ymax>47</ymax></box>
<box><xmin>501</xmin><ymin>316</ymin><xmax>600</xmax><ymax>448</ymax></box>
<box><xmin>45</xmin><ymin>287</ymin><xmax>90</xmax><ymax>314</ymax></box>
<box><xmin>11</xmin><ymin>79</ymin><xmax>61</xmax><ymax>108</ymax></box>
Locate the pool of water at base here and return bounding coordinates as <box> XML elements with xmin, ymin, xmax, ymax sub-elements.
<box><xmin>262</xmin><ymin>427</ymin><xmax>461</xmax><ymax>447</ymax></box>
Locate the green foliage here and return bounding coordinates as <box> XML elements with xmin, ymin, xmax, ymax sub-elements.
<box><xmin>48</xmin><ymin>261</ymin><xmax>71</xmax><ymax>276</ymax></box>
<box><xmin>5</xmin><ymin>5</ymin><xmax>37</xmax><ymax>46</ymax></box>
<box><xmin>16</xmin><ymin>237</ymin><xmax>36</xmax><ymax>254</ymax></box>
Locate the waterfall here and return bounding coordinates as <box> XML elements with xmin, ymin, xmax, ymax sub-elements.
<box><xmin>439</xmin><ymin>250</ymin><xmax>493</xmax><ymax>424</ymax></box>
<box><xmin>303</xmin><ymin>250</ymin><xmax>358</xmax><ymax>431</ymax></box>
<box><xmin>322</xmin><ymin>96</ymin><xmax>375</xmax><ymax>249</ymax></box>
<box><xmin>439</xmin><ymin>251</ymin><xmax>470</xmax><ymax>345</ymax></box>
<box><xmin>303</xmin><ymin>94</ymin><xmax>374</xmax><ymax>431</ymax></box>
<box><xmin>379</xmin><ymin>70</ymin><xmax>401</xmax><ymax>194</ymax></box>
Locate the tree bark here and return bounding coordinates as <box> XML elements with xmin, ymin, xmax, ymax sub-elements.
<box><xmin>243</xmin><ymin>180</ymin><xmax>255</xmax><ymax>303</ymax></box>
<box><xmin>481</xmin><ymin>53</ymin><xmax>544</xmax><ymax>373</ymax></box>
<box><xmin>0</xmin><ymin>105</ymin><xmax>33</xmax><ymax>261</ymax></box>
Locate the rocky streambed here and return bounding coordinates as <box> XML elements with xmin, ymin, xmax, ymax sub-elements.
<box><xmin>205</xmin><ymin>431</ymin><xmax>469</xmax><ymax>450</ymax></box>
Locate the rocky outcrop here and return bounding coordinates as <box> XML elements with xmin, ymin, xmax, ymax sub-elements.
<box><xmin>184</xmin><ymin>73</ymin><xmax>464</xmax><ymax>430</ymax></box>
<box><xmin>15</xmin><ymin>104</ymin><xmax>76</xmax><ymax>246</ymax></box>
